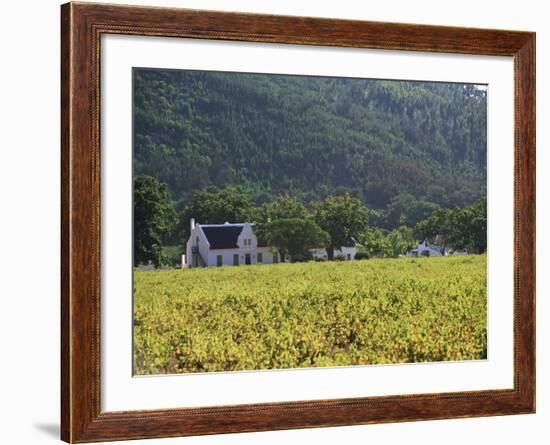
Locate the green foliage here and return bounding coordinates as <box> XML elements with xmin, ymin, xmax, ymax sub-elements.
<box><xmin>258</xmin><ymin>218</ymin><xmax>330</xmax><ymax>262</ymax></box>
<box><xmin>133</xmin><ymin>69</ymin><xmax>488</xmax><ymax>263</ymax></box>
<box><xmin>133</xmin><ymin>175</ymin><xmax>177</xmax><ymax>267</ymax></box>
<box><xmin>359</xmin><ymin>228</ymin><xmax>391</xmax><ymax>258</ymax></box>
<box><xmin>314</xmin><ymin>194</ymin><xmax>369</xmax><ymax>259</ymax></box>
<box><xmin>385</xmin><ymin>193</ymin><xmax>440</xmax><ymax>229</ymax></box>
<box><xmin>179</xmin><ymin>186</ymin><xmax>254</xmax><ymax>241</ymax></box>
<box><xmin>414</xmin><ymin>197</ymin><xmax>487</xmax><ymax>253</ymax></box>
<box><xmin>134</xmin><ymin>256</ymin><xmax>487</xmax><ymax>374</ymax></box>
<box><xmin>446</xmin><ymin>197</ymin><xmax>487</xmax><ymax>253</ymax></box>
<box><xmin>387</xmin><ymin>227</ymin><xmax>416</xmax><ymax>258</ymax></box>
<box><xmin>255</xmin><ymin>194</ymin><xmax>309</xmax><ymax>223</ymax></box>
<box><xmin>162</xmin><ymin>245</ymin><xmax>184</xmax><ymax>267</ymax></box>
<box><xmin>357</xmin><ymin>225</ymin><xmax>415</xmax><ymax>259</ymax></box>
<box><xmin>133</xmin><ymin>69</ymin><xmax>487</xmax><ymax>219</ymax></box>
<box><xmin>414</xmin><ymin>207</ymin><xmax>452</xmax><ymax>244</ymax></box>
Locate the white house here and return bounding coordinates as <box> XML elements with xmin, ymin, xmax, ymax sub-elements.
<box><xmin>183</xmin><ymin>219</ymin><xmax>279</xmax><ymax>268</ymax></box>
<box><xmin>183</xmin><ymin>219</ymin><xmax>357</xmax><ymax>268</ymax></box>
<box><xmin>407</xmin><ymin>239</ymin><xmax>446</xmax><ymax>257</ymax></box>
<box><xmin>450</xmin><ymin>248</ymin><xmax>468</xmax><ymax>255</ymax></box>
<box><xmin>310</xmin><ymin>245</ymin><xmax>357</xmax><ymax>261</ymax></box>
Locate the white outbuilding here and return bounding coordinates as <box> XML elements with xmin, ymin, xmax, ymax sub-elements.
<box><xmin>407</xmin><ymin>239</ymin><xmax>446</xmax><ymax>257</ymax></box>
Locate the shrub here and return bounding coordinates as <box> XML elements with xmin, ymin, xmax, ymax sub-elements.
<box><xmin>290</xmin><ymin>251</ymin><xmax>314</xmax><ymax>263</ymax></box>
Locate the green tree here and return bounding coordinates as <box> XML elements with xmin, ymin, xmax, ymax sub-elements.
<box><xmin>358</xmin><ymin>226</ymin><xmax>414</xmax><ymax>259</ymax></box>
<box><xmin>386</xmin><ymin>228</ymin><xmax>416</xmax><ymax>258</ymax></box>
<box><xmin>314</xmin><ymin>194</ymin><xmax>369</xmax><ymax>260</ymax></box>
<box><xmin>385</xmin><ymin>193</ymin><xmax>438</xmax><ymax>229</ymax></box>
<box><xmin>359</xmin><ymin>228</ymin><xmax>390</xmax><ymax>258</ymax></box>
<box><xmin>468</xmin><ymin>197</ymin><xmax>487</xmax><ymax>253</ymax></box>
<box><xmin>446</xmin><ymin>198</ymin><xmax>487</xmax><ymax>253</ymax></box>
<box><xmin>260</xmin><ymin>218</ymin><xmax>329</xmax><ymax>262</ymax></box>
<box><xmin>134</xmin><ymin>175</ymin><xmax>177</xmax><ymax>267</ymax></box>
<box><xmin>414</xmin><ymin>208</ymin><xmax>452</xmax><ymax>248</ymax></box>
<box><xmin>256</xmin><ymin>195</ymin><xmax>309</xmax><ymax>223</ymax></box>
<box><xmin>414</xmin><ymin>198</ymin><xmax>486</xmax><ymax>254</ymax></box>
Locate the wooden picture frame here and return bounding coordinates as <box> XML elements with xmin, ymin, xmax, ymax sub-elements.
<box><xmin>61</xmin><ymin>2</ymin><xmax>535</xmax><ymax>442</ymax></box>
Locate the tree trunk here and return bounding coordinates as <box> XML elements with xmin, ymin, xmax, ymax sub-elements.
<box><xmin>279</xmin><ymin>249</ymin><xmax>286</xmax><ymax>263</ymax></box>
<box><xmin>327</xmin><ymin>246</ymin><xmax>335</xmax><ymax>261</ymax></box>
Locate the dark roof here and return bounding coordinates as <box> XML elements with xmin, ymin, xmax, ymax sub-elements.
<box><xmin>343</xmin><ymin>236</ymin><xmax>356</xmax><ymax>247</ymax></box>
<box><xmin>201</xmin><ymin>225</ymin><xmax>244</xmax><ymax>249</ymax></box>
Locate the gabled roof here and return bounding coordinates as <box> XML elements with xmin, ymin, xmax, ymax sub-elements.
<box><xmin>197</xmin><ymin>222</ymin><xmax>271</xmax><ymax>249</ymax></box>
<box><xmin>427</xmin><ymin>244</ymin><xmax>442</xmax><ymax>251</ymax></box>
<box><xmin>420</xmin><ymin>239</ymin><xmax>443</xmax><ymax>251</ymax></box>
<box><xmin>201</xmin><ymin>224</ymin><xmax>245</xmax><ymax>249</ymax></box>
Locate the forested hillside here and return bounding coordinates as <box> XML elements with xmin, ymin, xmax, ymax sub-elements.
<box><xmin>133</xmin><ymin>68</ymin><xmax>486</xmax><ymax>230</ymax></box>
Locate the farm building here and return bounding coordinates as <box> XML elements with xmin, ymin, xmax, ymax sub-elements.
<box><xmin>183</xmin><ymin>219</ymin><xmax>356</xmax><ymax>268</ymax></box>
<box><xmin>310</xmin><ymin>245</ymin><xmax>357</xmax><ymax>261</ymax></box>
<box><xmin>183</xmin><ymin>219</ymin><xmax>277</xmax><ymax>268</ymax></box>
<box><xmin>407</xmin><ymin>239</ymin><xmax>447</xmax><ymax>257</ymax></box>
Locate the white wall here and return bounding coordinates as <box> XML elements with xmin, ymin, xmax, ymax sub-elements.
<box><xmin>208</xmin><ymin>248</ymin><xmax>241</xmax><ymax>266</ymax></box>
<box><xmin>208</xmin><ymin>247</ymin><xmax>276</xmax><ymax>266</ymax></box>
<box><xmin>0</xmin><ymin>1</ymin><xmax>547</xmax><ymax>444</ymax></box>
<box><xmin>312</xmin><ymin>246</ymin><xmax>356</xmax><ymax>260</ymax></box>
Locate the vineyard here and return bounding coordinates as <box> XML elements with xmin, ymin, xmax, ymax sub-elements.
<box><xmin>134</xmin><ymin>255</ymin><xmax>487</xmax><ymax>375</ymax></box>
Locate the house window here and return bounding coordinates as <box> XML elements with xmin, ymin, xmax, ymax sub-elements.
<box><xmin>216</xmin><ymin>255</ymin><xmax>223</xmax><ymax>266</ymax></box>
<box><xmin>233</xmin><ymin>254</ymin><xmax>239</xmax><ymax>266</ymax></box>
<box><xmin>347</xmin><ymin>254</ymin><xmax>351</xmax><ymax>260</ymax></box>
<box><xmin>257</xmin><ymin>253</ymin><xmax>263</xmax><ymax>263</ymax></box>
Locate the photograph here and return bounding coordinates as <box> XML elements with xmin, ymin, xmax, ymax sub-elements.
<box><xmin>51</xmin><ymin>1</ymin><xmax>537</xmax><ymax>442</ymax></box>
<box><xmin>132</xmin><ymin>68</ymin><xmax>488</xmax><ymax>375</ymax></box>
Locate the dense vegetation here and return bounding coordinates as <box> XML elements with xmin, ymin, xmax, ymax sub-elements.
<box><xmin>134</xmin><ymin>255</ymin><xmax>487</xmax><ymax>374</ymax></box>
<box><xmin>133</xmin><ymin>176</ymin><xmax>177</xmax><ymax>266</ymax></box>
<box><xmin>133</xmin><ymin>69</ymin><xmax>487</xmax><ymax>265</ymax></box>
<box><xmin>132</xmin><ymin>70</ymin><xmax>488</xmax><ymax>375</ymax></box>
<box><xmin>134</xmin><ymin>69</ymin><xmax>486</xmax><ymax>216</ymax></box>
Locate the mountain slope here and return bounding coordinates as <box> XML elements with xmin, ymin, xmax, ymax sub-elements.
<box><xmin>133</xmin><ymin>68</ymin><xmax>487</xmax><ymax>218</ymax></box>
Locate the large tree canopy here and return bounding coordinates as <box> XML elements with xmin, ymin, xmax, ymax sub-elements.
<box><xmin>134</xmin><ymin>175</ymin><xmax>177</xmax><ymax>266</ymax></box>
<box><xmin>314</xmin><ymin>194</ymin><xmax>370</xmax><ymax>260</ymax></box>
<box><xmin>255</xmin><ymin>195</ymin><xmax>309</xmax><ymax>223</ymax></box>
<box><xmin>258</xmin><ymin>218</ymin><xmax>330</xmax><ymax>262</ymax></box>
<box><xmin>414</xmin><ymin>198</ymin><xmax>486</xmax><ymax>253</ymax></box>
